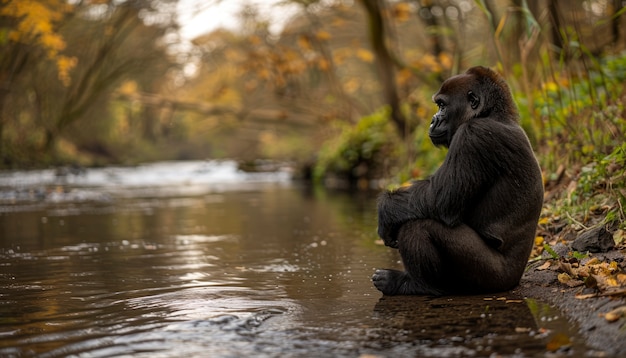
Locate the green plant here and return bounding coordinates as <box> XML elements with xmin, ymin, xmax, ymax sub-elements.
<box><xmin>529</xmin><ymin>52</ymin><xmax>626</xmax><ymax>170</ymax></box>
<box><xmin>313</xmin><ymin>107</ymin><xmax>401</xmax><ymax>184</ymax></box>
<box><xmin>549</xmin><ymin>142</ymin><xmax>626</xmax><ymax>230</ymax></box>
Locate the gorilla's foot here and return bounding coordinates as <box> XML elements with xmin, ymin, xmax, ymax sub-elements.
<box><xmin>372</xmin><ymin>269</ymin><xmax>408</xmax><ymax>295</ymax></box>
<box><xmin>372</xmin><ymin>269</ymin><xmax>443</xmax><ymax>296</ymax></box>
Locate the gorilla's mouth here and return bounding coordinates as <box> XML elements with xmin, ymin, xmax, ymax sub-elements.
<box><xmin>429</xmin><ymin>132</ymin><xmax>445</xmax><ymax>139</ymax></box>
<box><xmin>386</xmin><ymin>239</ymin><xmax>399</xmax><ymax>249</ymax></box>
<box><xmin>429</xmin><ymin>132</ymin><xmax>448</xmax><ymax>145</ymax></box>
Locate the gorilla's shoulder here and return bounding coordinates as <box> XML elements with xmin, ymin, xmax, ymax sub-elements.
<box><xmin>454</xmin><ymin>119</ymin><xmax>531</xmax><ymax>158</ymax></box>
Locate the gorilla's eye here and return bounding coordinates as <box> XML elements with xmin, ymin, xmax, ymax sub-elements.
<box><xmin>436</xmin><ymin>101</ymin><xmax>446</xmax><ymax>112</ymax></box>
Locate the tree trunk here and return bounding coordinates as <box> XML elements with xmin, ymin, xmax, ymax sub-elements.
<box><xmin>612</xmin><ymin>0</ymin><xmax>623</xmax><ymax>46</ymax></box>
<box><xmin>360</xmin><ymin>0</ymin><xmax>408</xmax><ymax>137</ymax></box>
<box><xmin>0</xmin><ymin>98</ymin><xmax>4</xmax><ymax>165</ymax></box>
<box><xmin>548</xmin><ymin>0</ymin><xmax>564</xmax><ymax>58</ymax></box>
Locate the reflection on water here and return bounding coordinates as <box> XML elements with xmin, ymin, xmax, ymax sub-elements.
<box><xmin>0</xmin><ymin>160</ymin><xmax>291</xmax><ymax>204</ymax></box>
<box><xmin>0</xmin><ymin>162</ymin><xmax>586</xmax><ymax>357</ymax></box>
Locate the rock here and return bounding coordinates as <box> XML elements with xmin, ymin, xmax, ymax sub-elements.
<box><xmin>571</xmin><ymin>226</ymin><xmax>615</xmax><ymax>253</ymax></box>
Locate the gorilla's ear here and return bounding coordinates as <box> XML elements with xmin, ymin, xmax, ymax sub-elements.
<box><xmin>468</xmin><ymin>91</ymin><xmax>480</xmax><ymax>110</ymax></box>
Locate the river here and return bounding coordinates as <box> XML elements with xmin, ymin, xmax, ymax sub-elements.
<box><xmin>0</xmin><ymin>160</ymin><xmax>584</xmax><ymax>357</ymax></box>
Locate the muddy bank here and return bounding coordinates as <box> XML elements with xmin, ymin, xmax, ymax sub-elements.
<box><xmin>514</xmin><ymin>248</ymin><xmax>626</xmax><ymax>356</ymax></box>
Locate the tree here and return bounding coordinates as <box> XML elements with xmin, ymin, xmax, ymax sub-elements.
<box><xmin>0</xmin><ymin>0</ymin><xmax>181</xmax><ymax>166</ymax></box>
<box><xmin>360</xmin><ymin>0</ymin><xmax>408</xmax><ymax>137</ymax></box>
<box><xmin>0</xmin><ymin>0</ymin><xmax>75</xmax><ymax>163</ymax></box>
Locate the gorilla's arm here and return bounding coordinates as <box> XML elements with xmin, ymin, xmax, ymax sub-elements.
<box><xmin>377</xmin><ymin>181</ymin><xmax>429</xmax><ymax>246</ymax></box>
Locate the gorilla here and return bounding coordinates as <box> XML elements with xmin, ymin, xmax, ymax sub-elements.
<box><xmin>373</xmin><ymin>66</ymin><xmax>544</xmax><ymax>296</ymax></box>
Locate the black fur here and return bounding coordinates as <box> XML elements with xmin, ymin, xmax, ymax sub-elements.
<box><xmin>373</xmin><ymin>66</ymin><xmax>544</xmax><ymax>295</ymax></box>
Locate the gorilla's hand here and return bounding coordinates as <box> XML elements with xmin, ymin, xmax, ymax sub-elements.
<box><xmin>377</xmin><ymin>188</ymin><xmax>415</xmax><ymax>249</ymax></box>
<box><xmin>377</xmin><ymin>224</ymin><xmax>399</xmax><ymax>248</ymax></box>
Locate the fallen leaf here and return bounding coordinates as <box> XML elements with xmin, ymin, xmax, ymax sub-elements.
<box><xmin>604</xmin><ymin>306</ymin><xmax>626</xmax><ymax>322</ymax></box>
<box><xmin>567</xmin><ymin>280</ymin><xmax>584</xmax><ymax>287</ymax></box>
<box><xmin>576</xmin><ymin>266</ymin><xmax>590</xmax><ymax>277</ymax></box>
<box><xmin>586</xmin><ymin>257</ymin><xmax>601</xmax><ymax>266</ymax></box>
<box><xmin>537</xmin><ymin>261</ymin><xmax>552</xmax><ymax>271</ymax></box>
<box><xmin>599</xmin><ymin>288</ymin><xmax>626</xmax><ymax>297</ymax></box>
<box><xmin>315</xmin><ymin>30</ymin><xmax>331</xmax><ymax>41</ymax></box>
<box><xmin>535</xmin><ymin>236</ymin><xmax>544</xmax><ymax>246</ymax></box>
<box><xmin>559</xmin><ymin>261</ymin><xmax>576</xmax><ymax>276</ymax></box>
<box><xmin>575</xmin><ymin>293</ymin><xmax>598</xmax><ymax>300</ymax></box>
<box><xmin>546</xmin><ymin>333</ymin><xmax>571</xmax><ymax>351</ymax></box>
<box><xmin>606</xmin><ymin>277</ymin><xmax>619</xmax><ymax>287</ymax></box>
<box><xmin>557</xmin><ymin>273</ymin><xmax>572</xmax><ymax>283</ymax></box>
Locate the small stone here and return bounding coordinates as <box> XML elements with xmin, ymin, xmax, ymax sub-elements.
<box><xmin>571</xmin><ymin>226</ymin><xmax>615</xmax><ymax>253</ymax></box>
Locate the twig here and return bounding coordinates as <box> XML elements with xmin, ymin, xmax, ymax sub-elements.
<box><xmin>565</xmin><ymin>211</ymin><xmax>589</xmax><ymax>230</ymax></box>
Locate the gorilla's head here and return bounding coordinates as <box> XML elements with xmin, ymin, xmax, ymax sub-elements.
<box><xmin>429</xmin><ymin>66</ymin><xmax>518</xmax><ymax>147</ymax></box>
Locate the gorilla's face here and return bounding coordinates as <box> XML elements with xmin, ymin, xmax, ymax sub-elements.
<box><xmin>429</xmin><ymin>95</ymin><xmax>450</xmax><ymax>147</ymax></box>
<box><xmin>429</xmin><ymin>74</ymin><xmax>481</xmax><ymax>148</ymax></box>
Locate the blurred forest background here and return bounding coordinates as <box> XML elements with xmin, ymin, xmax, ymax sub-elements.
<box><xmin>1</xmin><ymin>0</ymin><xmax>625</xmax><ymax>191</ymax></box>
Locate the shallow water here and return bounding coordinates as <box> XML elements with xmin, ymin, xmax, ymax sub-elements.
<box><xmin>0</xmin><ymin>161</ymin><xmax>585</xmax><ymax>357</ymax></box>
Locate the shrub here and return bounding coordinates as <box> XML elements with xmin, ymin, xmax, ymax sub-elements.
<box><xmin>313</xmin><ymin>107</ymin><xmax>401</xmax><ymax>187</ymax></box>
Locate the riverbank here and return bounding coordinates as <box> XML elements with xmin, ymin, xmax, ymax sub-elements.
<box><xmin>515</xmin><ymin>246</ymin><xmax>626</xmax><ymax>356</ymax></box>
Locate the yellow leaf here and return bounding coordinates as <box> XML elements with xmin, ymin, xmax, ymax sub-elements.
<box><xmin>257</xmin><ymin>68</ymin><xmax>271</xmax><ymax>80</ymax></box>
<box><xmin>317</xmin><ymin>58</ymin><xmax>330</xmax><ymax>71</ymax></box>
<box><xmin>438</xmin><ymin>52</ymin><xmax>452</xmax><ymax>70</ymax></box>
<box><xmin>356</xmin><ymin>48</ymin><xmax>374</xmax><ymax>63</ymax></box>
<box><xmin>606</xmin><ymin>277</ymin><xmax>619</xmax><ymax>287</ymax></box>
<box><xmin>342</xmin><ymin>78</ymin><xmax>360</xmax><ymax>93</ymax></box>
<box><xmin>1</xmin><ymin>0</ymin><xmax>71</xmax><ymax>57</ymax></box>
<box><xmin>418</xmin><ymin>54</ymin><xmax>441</xmax><ymax>72</ymax></box>
<box><xmin>118</xmin><ymin>80</ymin><xmax>138</xmax><ymax>95</ymax></box>
<box><xmin>315</xmin><ymin>30</ymin><xmax>331</xmax><ymax>41</ymax></box>
<box><xmin>392</xmin><ymin>3</ymin><xmax>411</xmax><ymax>22</ymax></box>
<box><xmin>547</xmin><ymin>333</ymin><xmax>571</xmax><ymax>351</ymax></box>
<box><xmin>586</xmin><ymin>257</ymin><xmax>600</xmax><ymax>265</ymax></box>
<box><xmin>605</xmin><ymin>306</ymin><xmax>626</xmax><ymax>322</ymax></box>
<box><xmin>332</xmin><ymin>48</ymin><xmax>352</xmax><ymax>65</ymax></box>
<box><xmin>298</xmin><ymin>35</ymin><xmax>311</xmax><ymax>51</ymax></box>
<box><xmin>543</xmin><ymin>81</ymin><xmax>558</xmax><ymax>92</ymax></box>
<box><xmin>557</xmin><ymin>273</ymin><xmax>571</xmax><ymax>283</ymax></box>
<box><xmin>56</xmin><ymin>55</ymin><xmax>77</xmax><ymax>86</ymax></box>
<box><xmin>534</xmin><ymin>236</ymin><xmax>544</xmax><ymax>246</ymax></box>
<box><xmin>396</xmin><ymin>68</ymin><xmax>413</xmax><ymax>86</ymax></box>
<box><xmin>582</xmin><ymin>144</ymin><xmax>595</xmax><ymax>155</ymax></box>
<box><xmin>416</xmin><ymin>106</ymin><xmax>428</xmax><ymax>118</ymax></box>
